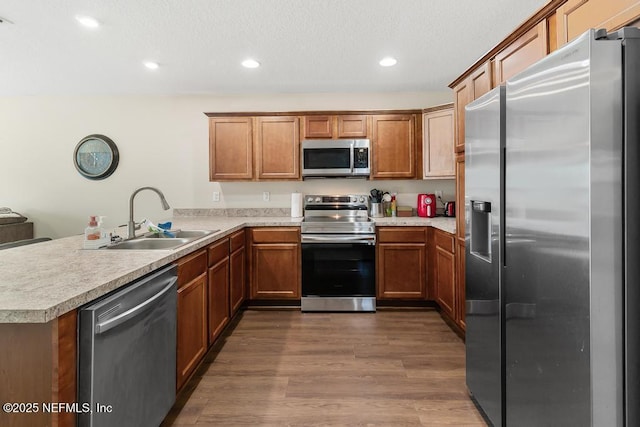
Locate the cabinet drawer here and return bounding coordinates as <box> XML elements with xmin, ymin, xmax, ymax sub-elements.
<box><xmin>208</xmin><ymin>238</ymin><xmax>229</xmax><ymax>267</ymax></box>
<box><xmin>177</xmin><ymin>249</ymin><xmax>207</xmax><ymax>289</ymax></box>
<box><xmin>377</xmin><ymin>227</ymin><xmax>427</xmax><ymax>243</ymax></box>
<box><xmin>251</xmin><ymin>227</ymin><xmax>299</xmax><ymax>243</ymax></box>
<box><xmin>230</xmin><ymin>229</ymin><xmax>246</xmax><ymax>252</ymax></box>
<box><xmin>434</xmin><ymin>229</ymin><xmax>455</xmax><ymax>253</ymax></box>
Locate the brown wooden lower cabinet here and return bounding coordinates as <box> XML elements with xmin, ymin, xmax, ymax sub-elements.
<box><xmin>249</xmin><ymin>227</ymin><xmax>301</xmax><ymax>299</ymax></box>
<box><xmin>207</xmin><ymin>238</ymin><xmax>230</xmax><ymax>345</ymax></box>
<box><xmin>176</xmin><ymin>249</ymin><xmax>208</xmax><ymax>392</ymax></box>
<box><xmin>376</xmin><ymin>227</ymin><xmax>427</xmax><ymax>299</ymax></box>
<box><xmin>455</xmin><ymin>240</ymin><xmax>466</xmax><ymax>331</ymax></box>
<box><xmin>434</xmin><ymin>229</ymin><xmax>456</xmax><ymax>320</ymax></box>
<box><xmin>230</xmin><ymin>245</ymin><xmax>246</xmax><ymax>314</ymax></box>
<box><xmin>0</xmin><ymin>310</ymin><xmax>77</xmax><ymax>427</ymax></box>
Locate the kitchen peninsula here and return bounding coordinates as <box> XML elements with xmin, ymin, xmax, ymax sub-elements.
<box><xmin>0</xmin><ymin>213</ymin><xmax>454</xmax><ymax>427</ymax></box>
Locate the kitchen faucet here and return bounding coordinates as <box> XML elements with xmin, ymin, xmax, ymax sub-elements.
<box><xmin>128</xmin><ymin>187</ymin><xmax>171</xmax><ymax>239</ymax></box>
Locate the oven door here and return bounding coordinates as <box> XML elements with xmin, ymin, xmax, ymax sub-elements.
<box><xmin>301</xmin><ymin>234</ymin><xmax>375</xmax><ymax>297</ymax></box>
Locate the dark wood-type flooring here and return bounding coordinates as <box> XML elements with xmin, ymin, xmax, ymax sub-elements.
<box><xmin>162</xmin><ymin>309</ymin><xmax>487</xmax><ymax>426</ymax></box>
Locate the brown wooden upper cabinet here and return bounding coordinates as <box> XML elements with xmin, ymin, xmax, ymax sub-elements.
<box><xmin>556</xmin><ymin>0</ymin><xmax>640</xmax><ymax>47</ymax></box>
<box><xmin>493</xmin><ymin>21</ymin><xmax>548</xmax><ymax>87</ymax></box>
<box><xmin>371</xmin><ymin>114</ymin><xmax>417</xmax><ymax>179</ymax></box>
<box><xmin>453</xmin><ymin>62</ymin><xmax>491</xmax><ymax>153</ymax></box>
<box><xmin>209</xmin><ymin>115</ymin><xmax>301</xmax><ymax>181</ymax></box>
<box><xmin>302</xmin><ymin>115</ymin><xmax>368</xmax><ymax>139</ymax></box>
<box><xmin>209</xmin><ymin>117</ymin><xmax>253</xmax><ymax>180</ymax></box>
<box><xmin>423</xmin><ymin>105</ymin><xmax>455</xmax><ymax>179</ymax></box>
<box><xmin>255</xmin><ymin>116</ymin><xmax>300</xmax><ymax>180</ymax></box>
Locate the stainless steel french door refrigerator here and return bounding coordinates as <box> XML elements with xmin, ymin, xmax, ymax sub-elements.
<box><xmin>465</xmin><ymin>28</ymin><xmax>640</xmax><ymax>426</ymax></box>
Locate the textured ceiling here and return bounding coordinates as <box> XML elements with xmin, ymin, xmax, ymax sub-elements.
<box><xmin>0</xmin><ymin>0</ymin><xmax>548</xmax><ymax>96</ymax></box>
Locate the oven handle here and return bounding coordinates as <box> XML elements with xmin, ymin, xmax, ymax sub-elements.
<box><xmin>301</xmin><ymin>234</ymin><xmax>376</xmax><ymax>245</ymax></box>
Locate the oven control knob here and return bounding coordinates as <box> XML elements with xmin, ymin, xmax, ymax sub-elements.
<box><xmin>350</xmin><ymin>196</ymin><xmax>357</xmax><ymax>203</ymax></box>
<box><xmin>359</xmin><ymin>196</ymin><xmax>365</xmax><ymax>203</ymax></box>
<box><xmin>307</xmin><ymin>196</ymin><xmax>314</xmax><ymax>203</ymax></box>
<box><xmin>315</xmin><ymin>197</ymin><xmax>321</xmax><ymax>203</ymax></box>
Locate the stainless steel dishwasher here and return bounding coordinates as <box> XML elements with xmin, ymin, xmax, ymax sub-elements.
<box><xmin>78</xmin><ymin>264</ymin><xmax>177</xmax><ymax>427</ymax></box>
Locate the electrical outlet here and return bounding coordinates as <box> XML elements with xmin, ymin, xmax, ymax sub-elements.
<box><xmin>212</xmin><ymin>191</ymin><xmax>220</xmax><ymax>202</ymax></box>
<box><xmin>435</xmin><ymin>190</ymin><xmax>443</xmax><ymax>199</ymax></box>
<box><xmin>263</xmin><ymin>191</ymin><xmax>270</xmax><ymax>202</ymax></box>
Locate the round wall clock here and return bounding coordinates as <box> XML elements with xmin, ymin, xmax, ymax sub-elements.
<box><xmin>73</xmin><ymin>134</ymin><xmax>119</xmax><ymax>180</ymax></box>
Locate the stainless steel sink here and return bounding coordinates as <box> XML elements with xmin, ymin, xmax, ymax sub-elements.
<box><xmin>105</xmin><ymin>238</ymin><xmax>192</xmax><ymax>250</ymax></box>
<box><xmin>144</xmin><ymin>229</ymin><xmax>218</xmax><ymax>239</ymax></box>
<box><xmin>105</xmin><ymin>229</ymin><xmax>219</xmax><ymax>250</ymax></box>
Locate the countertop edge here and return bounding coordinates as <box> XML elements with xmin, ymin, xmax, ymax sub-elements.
<box><xmin>0</xmin><ymin>216</ymin><xmax>455</xmax><ymax>323</ymax></box>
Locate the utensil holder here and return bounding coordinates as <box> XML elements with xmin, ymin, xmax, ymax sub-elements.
<box><xmin>370</xmin><ymin>202</ymin><xmax>383</xmax><ymax>218</ymax></box>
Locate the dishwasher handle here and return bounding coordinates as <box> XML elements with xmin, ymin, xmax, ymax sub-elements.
<box><xmin>95</xmin><ymin>277</ymin><xmax>177</xmax><ymax>334</ymax></box>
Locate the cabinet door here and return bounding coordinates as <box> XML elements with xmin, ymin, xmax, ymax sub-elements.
<box><xmin>493</xmin><ymin>21</ymin><xmax>548</xmax><ymax>86</ymax></box>
<box><xmin>250</xmin><ymin>243</ymin><xmax>300</xmax><ymax>299</ymax></box>
<box><xmin>377</xmin><ymin>243</ymin><xmax>426</xmax><ymax>299</ymax></box>
<box><xmin>337</xmin><ymin>115</ymin><xmax>368</xmax><ymax>138</ymax></box>
<box><xmin>453</xmin><ymin>80</ymin><xmax>472</xmax><ymax>154</ymax></box>
<box><xmin>255</xmin><ymin>116</ymin><xmax>300</xmax><ymax>180</ymax></box>
<box><xmin>208</xmin><ymin>258</ymin><xmax>230</xmax><ymax>345</ymax></box>
<box><xmin>230</xmin><ymin>246</ymin><xmax>246</xmax><ymax>315</ymax></box>
<box><xmin>435</xmin><ymin>246</ymin><xmax>456</xmax><ymax>320</ymax></box>
<box><xmin>303</xmin><ymin>116</ymin><xmax>333</xmax><ymax>138</ymax></box>
<box><xmin>455</xmin><ymin>153</ymin><xmax>465</xmax><ymax>244</ymax></box>
<box><xmin>455</xmin><ymin>240</ymin><xmax>466</xmax><ymax>331</ymax></box>
<box><xmin>371</xmin><ymin>114</ymin><xmax>416</xmax><ymax>179</ymax></box>
<box><xmin>176</xmin><ymin>273</ymin><xmax>207</xmax><ymax>391</ymax></box>
<box><xmin>557</xmin><ymin>0</ymin><xmax>640</xmax><ymax>47</ymax></box>
<box><xmin>453</xmin><ymin>62</ymin><xmax>491</xmax><ymax>153</ymax></box>
<box><xmin>423</xmin><ymin>108</ymin><xmax>455</xmax><ymax>179</ymax></box>
<box><xmin>209</xmin><ymin>117</ymin><xmax>253</xmax><ymax>181</ymax></box>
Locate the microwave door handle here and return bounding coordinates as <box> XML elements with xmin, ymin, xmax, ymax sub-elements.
<box><xmin>350</xmin><ymin>142</ymin><xmax>354</xmax><ymax>173</ymax></box>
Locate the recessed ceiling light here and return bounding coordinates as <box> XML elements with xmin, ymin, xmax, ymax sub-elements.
<box><xmin>242</xmin><ymin>59</ymin><xmax>260</xmax><ymax>69</ymax></box>
<box><xmin>379</xmin><ymin>57</ymin><xmax>398</xmax><ymax>67</ymax></box>
<box><xmin>75</xmin><ymin>15</ymin><xmax>100</xmax><ymax>29</ymax></box>
<box><xmin>144</xmin><ymin>61</ymin><xmax>159</xmax><ymax>70</ymax></box>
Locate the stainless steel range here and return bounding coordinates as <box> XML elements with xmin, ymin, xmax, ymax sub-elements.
<box><xmin>301</xmin><ymin>194</ymin><xmax>376</xmax><ymax>312</ymax></box>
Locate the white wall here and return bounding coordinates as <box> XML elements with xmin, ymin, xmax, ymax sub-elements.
<box><xmin>0</xmin><ymin>91</ymin><xmax>452</xmax><ymax>238</ymax></box>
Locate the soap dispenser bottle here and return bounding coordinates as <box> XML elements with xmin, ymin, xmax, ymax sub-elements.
<box><xmin>85</xmin><ymin>215</ymin><xmax>101</xmax><ymax>241</ymax></box>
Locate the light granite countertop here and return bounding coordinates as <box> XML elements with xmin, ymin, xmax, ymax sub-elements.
<box><xmin>0</xmin><ymin>215</ymin><xmax>454</xmax><ymax>324</ymax></box>
<box><xmin>372</xmin><ymin>216</ymin><xmax>456</xmax><ymax>233</ymax></box>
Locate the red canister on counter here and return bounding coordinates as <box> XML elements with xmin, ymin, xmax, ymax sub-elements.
<box><xmin>417</xmin><ymin>194</ymin><xmax>436</xmax><ymax>218</ymax></box>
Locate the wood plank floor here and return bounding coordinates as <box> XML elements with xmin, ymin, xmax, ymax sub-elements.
<box><xmin>162</xmin><ymin>309</ymin><xmax>487</xmax><ymax>426</ymax></box>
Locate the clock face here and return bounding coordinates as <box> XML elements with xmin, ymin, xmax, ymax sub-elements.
<box><xmin>73</xmin><ymin>135</ymin><xmax>119</xmax><ymax>180</ymax></box>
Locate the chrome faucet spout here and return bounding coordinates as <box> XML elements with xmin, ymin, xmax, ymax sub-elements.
<box><xmin>128</xmin><ymin>187</ymin><xmax>171</xmax><ymax>239</ymax></box>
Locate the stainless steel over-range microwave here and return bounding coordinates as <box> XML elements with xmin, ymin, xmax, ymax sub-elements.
<box><xmin>301</xmin><ymin>139</ymin><xmax>370</xmax><ymax>178</ymax></box>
